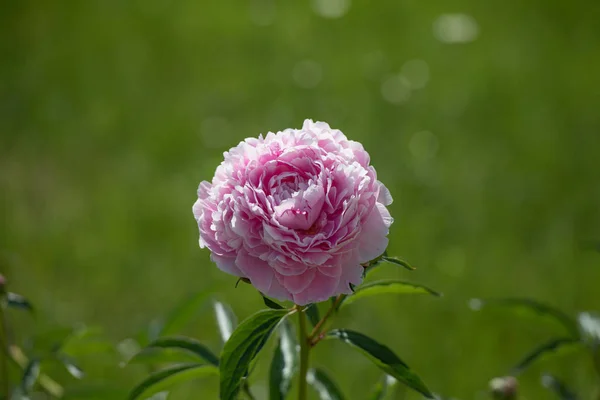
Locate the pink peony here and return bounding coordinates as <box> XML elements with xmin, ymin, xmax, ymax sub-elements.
<box><xmin>193</xmin><ymin>119</ymin><xmax>393</xmax><ymax>305</ymax></box>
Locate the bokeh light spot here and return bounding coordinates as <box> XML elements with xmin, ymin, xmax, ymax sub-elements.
<box><xmin>380</xmin><ymin>75</ymin><xmax>411</xmax><ymax>104</ymax></box>
<box><xmin>292</xmin><ymin>60</ymin><xmax>323</xmax><ymax>89</ymax></box>
<box><xmin>401</xmin><ymin>59</ymin><xmax>430</xmax><ymax>90</ymax></box>
<box><xmin>433</xmin><ymin>13</ymin><xmax>479</xmax><ymax>43</ymax></box>
<box><xmin>249</xmin><ymin>0</ymin><xmax>276</xmax><ymax>26</ymax></box>
<box><xmin>311</xmin><ymin>0</ymin><xmax>351</xmax><ymax>19</ymax></box>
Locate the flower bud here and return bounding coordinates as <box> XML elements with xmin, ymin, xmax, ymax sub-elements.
<box><xmin>489</xmin><ymin>376</ymin><xmax>518</xmax><ymax>399</ymax></box>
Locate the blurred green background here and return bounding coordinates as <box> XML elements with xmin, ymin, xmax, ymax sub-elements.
<box><xmin>2</xmin><ymin>0</ymin><xmax>600</xmax><ymax>398</ymax></box>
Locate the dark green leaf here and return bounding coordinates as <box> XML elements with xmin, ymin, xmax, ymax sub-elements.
<box><xmin>160</xmin><ymin>291</ymin><xmax>209</xmax><ymax>338</ymax></box>
<box><xmin>341</xmin><ymin>279</ymin><xmax>441</xmax><ymax>308</ymax></box>
<box><xmin>380</xmin><ymin>256</ymin><xmax>416</xmax><ymax>271</ymax></box>
<box><xmin>128</xmin><ymin>348</ymin><xmax>204</xmax><ymax>366</ymax></box>
<box><xmin>262</xmin><ymin>295</ymin><xmax>284</xmax><ymax>310</ymax></box>
<box><xmin>129</xmin><ymin>363</ymin><xmax>217</xmax><ymax>400</ymax></box>
<box><xmin>512</xmin><ymin>338</ymin><xmax>580</xmax><ymax>373</ymax></box>
<box><xmin>307</xmin><ymin>368</ymin><xmax>345</xmax><ymax>400</ymax></box>
<box><xmin>220</xmin><ymin>309</ymin><xmax>288</xmax><ymax>400</ymax></box>
<box><xmin>541</xmin><ymin>373</ymin><xmax>578</xmax><ymax>400</ymax></box>
<box><xmin>133</xmin><ymin>336</ymin><xmax>219</xmax><ymax>366</ymax></box>
<box><xmin>306</xmin><ymin>304</ymin><xmax>320</xmax><ymax>327</ymax></box>
<box><xmin>269</xmin><ymin>319</ymin><xmax>298</xmax><ymax>400</ymax></box>
<box><xmin>21</xmin><ymin>359</ymin><xmax>40</xmax><ymax>392</ymax></box>
<box><xmin>213</xmin><ymin>300</ymin><xmax>238</xmax><ymax>343</ymax></box>
<box><xmin>6</xmin><ymin>292</ymin><xmax>33</xmax><ymax>312</ymax></box>
<box><xmin>370</xmin><ymin>375</ymin><xmax>397</xmax><ymax>400</ymax></box>
<box><xmin>326</xmin><ymin>329</ymin><xmax>433</xmax><ymax>398</ymax></box>
<box><xmin>469</xmin><ymin>298</ymin><xmax>579</xmax><ymax>337</ymax></box>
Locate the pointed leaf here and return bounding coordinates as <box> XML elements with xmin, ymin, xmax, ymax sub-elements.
<box><xmin>160</xmin><ymin>291</ymin><xmax>209</xmax><ymax>337</ymax></box>
<box><xmin>341</xmin><ymin>280</ymin><xmax>441</xmax><ymax>308</ymax></box>
<box><xmin>512</xmin><ymin>338</ymin><xmax>580</xmax><ymax>373</ymax></box>
<box><xmin>133</xmin><ymin>336</ymin><xmax>219</xmax><ymax>366</ymax></box>
<box><xmin>541</xmin><ymin>373</ymin><xmax>578</xmax><ymax>400</ymax></box>
<box><xmin>220</xmin><ymin>309</ymin><xmax>288</xmax><ymax>400</ymax></box>
<box><xmin>326</xmin><ymin>330</ymin><xmax>433</xmax><ymax>398</ymax></box>
<box><xmin>269</xmin><ymin>319</ymin><xmax>298</xmax><ymax>400</ymax></box>
<box><xmin>21</xmin><ymin>359</ymin><xmax>40</xmax><ymax>392</ymax></box>
<box><xmin>469</xmin><ymin>298</ymin><xmax>579</xmax><ymax>337</ymax></box>
<box><xmin>129</xmin><ymin>363</ymin><xmax>217</xmax><ymax>400</ymax></box>
<box><xmin>307</xmin><ymin>368</ymin><xmax>345</xmax><ymax>400</ymax></box>
<box><xmin>127</xmin><ymin>348</ymin><xmax>204</xmax><ymax>366</ymax></box>
<box><xmin>306</xmin><ymin>304</ymin><xmax>320</xmax><ymax>327</ymax></box>
<box><xmin>6</xmin><ymin>292</ymin><xmax>34</xmax><ymax>312</ymax></box>
<box><xmin>262</xmin><ymin>295</ymin><xmax>284</xmax><ymax>310</ymax></box>
<box><xmin>380</xmin><ymin>256</ymin><xmax>416</xmax><ymax>271</ymax></box>
<box><xmin>213</xmin><ymin>301</ymin><xmax>238</xmax><ymax>343</ymax></box>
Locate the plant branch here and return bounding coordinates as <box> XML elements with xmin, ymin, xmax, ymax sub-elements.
<box><xmin>296</xmin><ymin>305</ymin><xmax>309</xmax><ymax>400</ymax></box>
<box><xmin>308</xmin><ymin>294</ymin><xmax>345</xmax><ymax>342</ymax></box>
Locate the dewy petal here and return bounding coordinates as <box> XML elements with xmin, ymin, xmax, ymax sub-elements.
<box><xmin>283</xmin><ymin>268</ymin><xmax>316</xmax><ymax>294</ymax></box>
<box><xmin>356</xmin><ymin>204</ymin><xmax>390</xmax><ymax>263</ymax></box>
<box><xmin>377</xmin><ymin>181</ymin><xmax>393</xmax><ymax>206</ymax></box>
<box><xmin>211</xmin><ymin>253</ymin><xmax>243</xmax><ymax>276</ymax></box>
<box><xmin>292</xmin><ymin>270</ymin><xmax>339</xmax><ymax>305</ymax></box>
<box><xmin>235</xmin><ymin>250</ymin><xmax>275</xmax><ymax>294</ymax></box>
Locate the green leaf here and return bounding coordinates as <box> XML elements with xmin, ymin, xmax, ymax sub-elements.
<box><xmin>160</xmin><ymin>291</ymin><xmax>209</xmax><ymax>338</ymax></box>
<box><xmin>469</xmin><ymin>298</ymin><xmax>579</xmax><ymax>337</ymax></box>
<box><xmin>541</xmin><ymin>373</ymin><xmax>578</xmax><ymax>400</ymax></box>
<box><xmin>6</xmin><ymin>292</ymin><xmax>34</xmax><ymax>312</ymax></box>
<box><xmin>262</xmin><ymin>295</ymin><xmax>284</xmax><ymax>310</ymax></box>
<box><xmin>306</xmin><ymin>304</ymin><xmax>320</xmax><ymax>327</ymax></box>
<box><xmin>341</xmin><ymin>279</ymin><xmax>441</xmax><ymax>308</ymax></box>
<box><xmin>512</xmin><ymin>338</ymin><xmax>581</xmax><ymax>373</ymax></box>
<box><xmin>129</xmin><ymin>363</ymin><xmax>218</xmax><ymax>400</ymax></box>
<box><xmin>269</xmin><ymin>319</ymin><xmax>298</xmax><ymax>400</ymax></box>
<box><xmin>213</xmin><ymin>300</ymin><xmax>238</xmax><ymax>343</ymax></box>
<box><xmin>326</xmin><ymin>330</ymin><xmax>433</xmax><ymax>398</ymax></box>
<box><xmin>380</xmin><ymin>256</ymin><xmax>416</xmax><ymax>271</ymax></box>
<box><xmin>128</xmin><ymin>348</ymin><xmax>204</xmax><ymax>366</ymax></box>
<box><xmin>307</xmin><ymin>368</ymin><xmax>345</xmax><ymax>400</ymax></box>
<box><xmin>132</xmin><ymin>336</ymin><xmax>219</xmax><ymax>366</ymax></box>
<box><xmin>20</xmin><ymin>359</ymin><xmax>40</xmax><ymax>393</ymax></box>
<box><xmin>370</xmin><ymin>375</ymin><xmax>397</xmax><ymax>400</ymax></box>
<box><xmin>220</xmin><ymin>309</ymin><xmax>289</xmax><ymax>400</ymax></box>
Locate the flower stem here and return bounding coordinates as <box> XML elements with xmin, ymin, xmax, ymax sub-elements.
<box><xmin>0</xmin><ymin>302</ymin><xmax>9</xmax><ymax>399</ymax></box>
<box><xmin>308</xmin><ymin>294</ymin><xmax>345</xmax><ymax>343</ymax></box>
<box><xmin>297</xmin><ymin>305</ymin><xmax>309</xmax><ymax>400</ymax></box>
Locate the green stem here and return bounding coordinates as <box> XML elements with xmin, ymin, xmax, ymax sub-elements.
<box><xmin>308</xmin><ymin>295</ymin><xmax>345</xmax><ymax>343</ymax></box>
<box><xmin>297</xmin><ymin>306</ymin><xmax>309</xmax><ymax>400</ymax></box>
<box><xmin>0</xmin><ymin>302</ymin><xmax>9</xmax><ymax>399</ymax></box>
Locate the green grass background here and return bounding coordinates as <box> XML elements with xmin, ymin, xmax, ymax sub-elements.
<box><xmin>2</xmin><ymin>0</ymin><xmax>600</xmax><ymax>398</ymax></box>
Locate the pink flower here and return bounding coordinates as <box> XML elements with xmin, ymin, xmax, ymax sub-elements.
<box><xmin>193</xmin><ymin>120</ymin><xmax>393</xmax><ymax>305</ymax></box>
